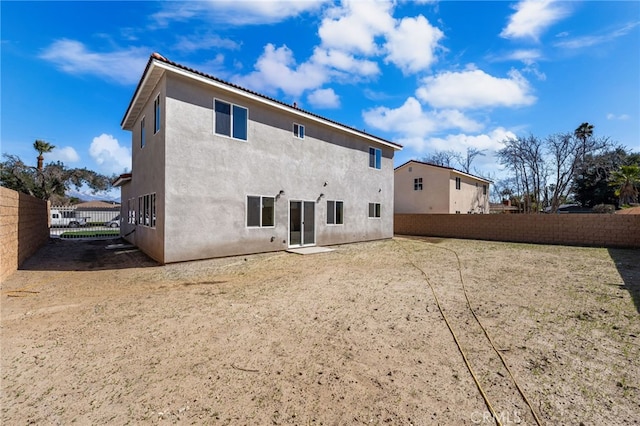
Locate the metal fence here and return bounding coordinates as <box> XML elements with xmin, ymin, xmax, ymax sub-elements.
<box><xmin>50</xmin><ymin>205</ymin><xmax>121</xmax><ymax>239</ymax></box>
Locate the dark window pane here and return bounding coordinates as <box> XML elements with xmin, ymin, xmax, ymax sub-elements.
<box><xmin>247</xmin><ymin>196</ymin><xmax>260</xmax><ymax>226</ymax></box>
<box><xmin>233</xmin><ymin>105</ymin><xmax>247</xmax><ymax>140</ymax></box>
<box><xmin>375</xmin><ymin>203</ymin><xmax>381</xmax><ymax>217</ymax></box>
<box><xmin>262</xmin><ymin>197</ymin><xmax>274</xmax><ymax>226</ymax></box>
<box><xmin>336</xmin><ymin>201</ymin><xmax>343</xmax><ymax>224</ymax></box>
<box><xmin>369</xmin><ymin>203</ymin><xmax>374</xmax><ymax>217</ymax></box>
<box><xmin>327</xmin><ymin>201</ymin><xmax>335</xmax><ymax>224</ymax></box>
<box><xmin>375</xmin><ymin>149</ymin><xmax>382</xmax><ymax>169</ymax></box>
<box><xmin>215</xmin><ymin>100</ymin><xmax>231</xmax><ymax>136</ymax></box>
<box><xmin>299</xmin><ymin>125</ymin><xmax>304</xmax><ymax>139</ymax></box>
<box><xmin>293</xmin><ymin>123</ymin><xmax>299</xmax><ymax>136</ymax></box>
<box><xmin>369</xmin><ymin>148</ymin><xmax>375</xmax><ymax>168</ymax></box>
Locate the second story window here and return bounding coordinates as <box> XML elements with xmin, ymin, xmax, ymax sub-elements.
<box><xmin>483</xmin><ymin>184</ymin><xmax>487</xmax><ymax>195</ymax></box>
<box><xmin>215</xmin><ymin>99</ymin><xmax>248</xmax><ymax>141</ymax></box>
<box><xmin>154</xmin><ymin>94</ymin><xmax>161</xmax><ymax>134</ymax></box>
<box><xmin>141</xmin><ymin>117</ymin><xmax>146</xmax><ymax>148</ymax></box>
<box><xmin>293</xmin><ymin>123</ymin><xmax>305</xmax><ymax>139</ymax></box>
<box><xmin>369</xmin><ymin>147</ymin><xmax>381</xmax><ymax>169</ymax></box>
<box><xmin>455</xmin><ymin>177</ymin><xmax>461</xmax><ymax>190</ymax></box>
<box><xmin>414</xmin><ymin>177</ymin><xmax>423</xmax><ymax>191</ymax></box>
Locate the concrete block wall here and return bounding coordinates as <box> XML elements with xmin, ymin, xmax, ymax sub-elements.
<box><xmin>0</xmin><ymin>187</ymin><xmax>50</xmax><ymax>280</ymax></box>
<box><xmin>395</xmin><ymin>214</ymin><xmax>640</xmax><ymax>248</ymax></box>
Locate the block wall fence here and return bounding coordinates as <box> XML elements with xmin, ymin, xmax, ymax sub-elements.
<box><xmin>0</xmin><ymin>187</ymin><xmax>50</xmax><ymax>280</ymax></box>
<box><xmin>394</xmin><ymin>214</ymin><xmax>640</xmax><ymax>249</ymax></box>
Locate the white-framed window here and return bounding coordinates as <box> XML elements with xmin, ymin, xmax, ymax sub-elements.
<box><xmin>128</xmin><ymin>198</ymin><xmax>136</xmax><ymax>224</ymax></box>
<box><xmin>214</xmin><ymin>99</ymin><xmax>248</xmax><ymax>141</ymax></box>
<box><xmin>137</xmin><ymin>193</ymin><xmax>156</xmax><ymax>228</ymax></box>
<box><xmin>293</xmin><ymin>123</ymin><xmax>305</xmax><ymax>139</ymax></box>
<box><xmin>414</xmin><ymin>177</ymin><xmax>423</xmax><ymax>191</ymax></box>
<box><xmin>247</xmin><ymin>196</ymin><xmax>275</xmax><ymax>227</ymax></box>
<box><xmin>369</xmin><ymin>147</ymin><xmax>381</xmax><ymax>169</ymax></box>
<box><xmin>141</xmin><ymin>116</ymin><xmax>146</xmax><ymax>148</ymax></box>
<box><xmin>368</xmin><ymin>203</ymin><xmax>381</xmax><ymax>218</ymax></box>
<box><xmin>327</xmin><ymin>200</ymin><xmax>344</xmax><ymax>225</ymax></box>
<box><xmin>154</xmin><ymin>94</ymin><xmax>161</xmax><ymax>134</ymax></box>
<box><xmin>455</xmin><ymin>177</ymin><xmax>461</xmax><ymax>190</ymax></box>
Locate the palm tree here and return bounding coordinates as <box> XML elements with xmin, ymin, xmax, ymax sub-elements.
<box><xmin>33</xmin><ymin>140</ymin><xmax>55</xmax><ymax>171</ymax></box>
<box><xmin>574</xmin><ymin>122</ymin><xmax>594</xmax><ymax>161</ymax></box>
<box><xmin>611</xmin><ymin>165</ymin><xmax>640</xmax><ymax>206</ymax></box>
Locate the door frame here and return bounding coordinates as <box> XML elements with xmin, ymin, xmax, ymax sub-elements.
<box><xmin>288</xmin><ymin>200</ymin><xmax>316</xmax><ymax>248</ymax></box>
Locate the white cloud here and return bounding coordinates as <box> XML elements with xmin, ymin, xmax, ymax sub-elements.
<box><xmin>173</xmin><ymin>34</ymin><xmax>240</xmax><ymax>52</ymax></box>
<box><xmin>307</xmin><ymin>88</ymin><xmax>340</xmax><ymax>109</ymax></box>
<box><xmin>40</xmin><ymin>39</ymin><xmax>148</xmax><ymax>85</ymax></box>
<box><xmin>318</xmin><ymin>0</ymin><xmax>395</xmax><ymax>55</ymax></box>
<box><xmin>153</xmin><ymin>0</ymin><xmax>326</xmax><ymax>27</ymax></box>
<box><xmin>384</xmin><ymin>15</ymin><xmax>444</xmax><ymax>74</ymax></box>
<box><xmin>45</xmin><ymin>146</ymin><xmax>80</xmax><ymax>164</ymax></box>
<box><xmin>362</xmin><ymin>97</ymin><xmax>483</xmax><ymax>150</ymax></box>
<box><xmin>234</xmin><ymin>44</ymin><xmax>327</xmax><ymax>97</ymax></box>
<box><xmin>500</xmin><ymin>0</ymin><xmax>570</xmax><ymax>41</ymax></box>
<box><xmin>89</xmin><ymin>134</ymin><xmax>131</xmax><ymax>175</ymax></box>
<box><xmin>427</xmin><ymin>127</ymin><xmax>516</xmax><ymax>154</ymax></box>
<box><xmin>495</xmin><ymin>49</ymin><xmax>542</xmax><ymax>65</ymax></box>
<box><xmin>607</xmin><ymin>113</ymin><xmax>630</xmax><ymax>121</ymax></box>
<box><xmin>553</xmin><ymin>22</ymin><xmax>640</xmax><ymax>49</ymax></box>
<box><xmin>311</xmin><ymin>48</ymin><xmax>380</xmax><ymax>77</ymax></box>
<box><xmin>416</xmin><ymin>68</ymin><xmax>536</xmax><ymax>109</ymax></box>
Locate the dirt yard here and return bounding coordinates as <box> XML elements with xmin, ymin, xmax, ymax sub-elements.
<box><xmin>1</xmin><ymin>237</ymin><xmax>639</xmax><ymax>425</ymax></box>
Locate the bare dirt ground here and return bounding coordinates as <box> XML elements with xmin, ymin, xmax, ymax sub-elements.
<box><xmin>1</xmin><ymin>237</ymin><xmax>639</xmax><ymax>425</ymax></box>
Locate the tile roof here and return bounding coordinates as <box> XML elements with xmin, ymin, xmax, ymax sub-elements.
<box><xmin>122</xmin><ymin>53</ymin><xmax>402</xmax><ymax>150</ymax></box>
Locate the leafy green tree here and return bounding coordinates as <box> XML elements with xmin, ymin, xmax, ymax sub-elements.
<box><xmin>1</xmin><ymin>144</ymin><xmax>111</xmax><ymax>201</ymax></box>
<box><xmin>611</xmin><ymin>165</ymin><xmax>640</xmax><ymax>206</ymax></box>
<box><xmin>572</xmin><ymin>148</ymin><xmax>639</xmax><ymax>207</ymax></box>
<box><xmin>33</xmin><ymin>139</ymin><xmax>55</xmax><ymax>171</ymax></box>
<box><xmin>574</xmin><ymin>122</ymin><xmax>594</xmax><ymax>161</ymax></box>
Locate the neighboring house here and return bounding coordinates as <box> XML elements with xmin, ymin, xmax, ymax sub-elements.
<box><xmin>114</xmin><ymin>53</ymin><xmax>402</xmax><ymax>264</ymax></box>
<box><xmin>74</xmin><ymin>201</ymin><xmax>120</xmax><ymax>224</ymax></box>
<box><xmin>394</xmin><ymin>160</ymin><xmax>490</xmax><ymax>214</ymax></box>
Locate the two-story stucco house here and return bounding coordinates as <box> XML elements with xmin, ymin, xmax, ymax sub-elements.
<box><xmin>394</xmin><ymin>160</ymin><xmax>490</xmax><ymax>214</ymax></box>
<box><xmin>114</xmin><ymin>53</ymin><xmax>402</xmax><ymax>264</ymax></box>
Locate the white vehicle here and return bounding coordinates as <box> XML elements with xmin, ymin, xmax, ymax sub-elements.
<box><xmin>50</xmin><ymin>209</ymin><xmax>88</xmax><ymax>228</ymax></box>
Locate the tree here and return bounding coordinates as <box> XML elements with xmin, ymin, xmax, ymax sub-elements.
<box><xmin>421</xmin><ymin>150</ymin><xmax>459</xmax><ymax>167</ymax></box>
<box><xmin>574</xmin><ymin>122</ymin><xmax>594</xmax><ymax>161</ymax></box>
<box><xmin>610</xmin><ymin>165</ymin><xmax>640</xmax><ymax>206</ymax></box>
<box><xmin>545</xmin><ymin>132</ymin><xmax>611</xmax><ymax>212</ymax></box>
<box><xmin>456</xmin><ymin>147</ymin><xmax>486</xmax><ymax>174</ymax></box>
<box><xmin>572</xmin><ymin>148</ymin><xmax>630</xmax><ymax>207</ymax></box>
<box><xmin>33</xmin><ymin>139</ymin><xmax>55</xmax><ymax>171</ymax></box>
<box><xmin>497</xmin><ymin>134</ymin><xmax>547</xmax><ymax>213</ymax></box>
<box><xmin>1</xmin><ymin>152</ymin><xmax>111</xmax><ymax>201</ymax></box>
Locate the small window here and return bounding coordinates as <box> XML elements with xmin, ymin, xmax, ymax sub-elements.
<box><xmin>293</xmin><ymin>123</ymin><xmax>305</xmax><ymax>139</ymax></box>
<box><xmin>247</xmin><ymin>196</ymin><xmax>275</xmax><ymax>227</ymax></box>
<box><xmin>483</xmin><ymin>184</ymin><xmax>487</xmax><ymax>195</ymax></box>
<box><xmin>327</xmin><ymin>200</ymin><xmax>344</xmax><ymax>225</ymax></box>
<box><xmin>369</xmin><ymin>147</ymin><xmax>381</xmax><ymax>169</ymax></box>
<box><xmin>414</xmin><ymin>177</ymin><xmax>423</xmax><ymax>191</ymax></box>
<box><xmin>455</xmin><ymin>177</ymin><xmax>461</xmax><ymax>190</ymax></box>
<box><xmin>141</xmin><ymin>117</ymin><xmax>146</xmax><ymax>148</ymax></box>
<box><xmin>215</xmin><ymin>99</ymin><xmax>248</xmax><ymax>141</ymax></box>
<box><xmin>154</xmin><ymin>95</ymin><xmax>161</xmax><ymax>134</ymax></box>
<box><xmin>368</xmin><ymin>203</ymin><xmax>381</xmax><ymax>218</ymax></box>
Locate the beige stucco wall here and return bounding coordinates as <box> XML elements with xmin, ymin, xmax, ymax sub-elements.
<box><xmin>395</xmin><ymin>163</ymin><xmax>450</xmax><ymax>213</ymax></box>
<box><xmin>395</xmin><ymin>162</ymin><xmax>489</xmax><ymax>214</ymax></box>
<box><xmin>121</xmin><ymin>75</ymin><xmax>167</xmax><ymax>263</ymax></box>
<box><xmin>124</xmin><ymin>70</ymin><xmax>397</xmax><ymax>263</ymax></box>
<box><xmin>449</xmin><ymin>171</ymin><xmax>489</xmax><ymax>214</ymax></box>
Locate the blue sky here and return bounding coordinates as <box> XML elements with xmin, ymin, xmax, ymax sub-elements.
<box><xmin>2</xmin><ymin>0</ymin><xmax>639</xmax><ymax>189</ymax></box>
